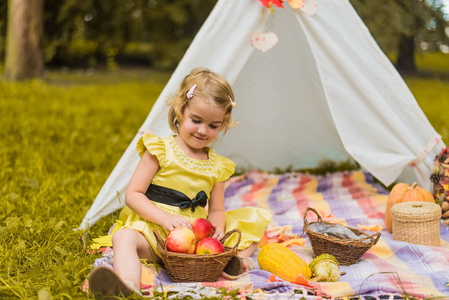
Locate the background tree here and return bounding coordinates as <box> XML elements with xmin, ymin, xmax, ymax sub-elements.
<box><xmin>349</xmin><ymin>0</ymin><xmax>449</xmax><ymax>74</ymax></box>
<box><xmin>142</xmin><ymin>0</ymin><xmax>216</xmax><ymax>69</ymax></box>
<box><xmin>0</xmin><ymin>3</ymin><xmax>6</xmax><ymax>64</ymax></box>
<box><xmin>4</xmin><ymin>0</ymin><xmax>44</xmax><ymax>80</ymax></box>
<box><xmin>1</xmin><ymin>0</ymin><xmax>448</xmax><ymax>73</ymax></box>
<box><xmin>40</xmin><ymin>0</ymin><xmax>216</xmax><ymax>70</ymax></box>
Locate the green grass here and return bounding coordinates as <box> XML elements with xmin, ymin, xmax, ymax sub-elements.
<box><xmin>415</xmin><ymin>52</ymin><xmax>449</xmax><ymax>75</ymax></box>
<box><xmin>405</xmin><ymin>76</ymin><xmax>449</xmax><ymax>143</ymax></box>
<box><xmin>0</xmin><ymin>69</ymin><xmax>169</xmax><ymax>299</ymax></box>
<box><xmin>1</xmin><ymin>56</ymin><xmax>449</xmax><ymax>299</ymax></box>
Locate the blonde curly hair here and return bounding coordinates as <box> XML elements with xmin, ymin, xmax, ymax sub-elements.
<box><xmin>167</xmin><ymin>67</ymin><xmax>236</xmax><ymax>135</ymax></box>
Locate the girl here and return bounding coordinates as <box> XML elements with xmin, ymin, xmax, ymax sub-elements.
<box><xmin>89</xmin><ymin>68</ymin><xmax>272</xmax><ymax>297</ymax></box>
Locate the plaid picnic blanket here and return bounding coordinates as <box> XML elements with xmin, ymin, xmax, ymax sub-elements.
<box><xmin>87</xmin><ymin>170</ymin><xmax>449</xmax><ymax>299</ymax></box>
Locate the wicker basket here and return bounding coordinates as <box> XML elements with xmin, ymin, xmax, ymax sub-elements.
<box><xmin>303</xmin><ymin>207</ymin><xmax>381</xmax><ymax>265</ymax></box>
<box><xmin>391</xmin><ymin>201</ymin><xmax>441</xmax><ymax>246</ymax></box>
<box><xmin>153</xmin><ymin>229</ymin><xmax>241</xmax><ymax>282</ymax></box>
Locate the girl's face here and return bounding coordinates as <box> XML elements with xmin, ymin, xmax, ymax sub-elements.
<box><xmin>177</xmin><ymin>97</ymin><xmax>225</xmax><ymax>154</ymax></box>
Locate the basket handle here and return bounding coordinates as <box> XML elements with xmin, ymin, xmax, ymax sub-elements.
<box><xmin>220</xmin><ymin>229</ymin><xmax>242</xmax><ymax>252</ymax></box>
<box><xmin>358</xmin><ymin>231</ymin><xmax>381</xmax><ymax>244</ymax></box>
<box><xmin>153</xmin><ymin>229</ymin><xmax>167</xmax><ymax>254</ymax></box>
<box><xmin>303</xmin><ymin>207</ymin><xmax>322</xmax><ymax>229</ymax></box>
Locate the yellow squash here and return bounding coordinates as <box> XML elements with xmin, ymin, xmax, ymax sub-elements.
<box><xmin>257</xmin><ymin>243</ymin><xmax>311</xmax><ymax>282</ymax></box>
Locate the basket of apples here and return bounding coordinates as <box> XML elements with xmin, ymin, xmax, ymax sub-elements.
<box><xmin>153</xmin><ymin>218</ymin><xmax>241</xmax><ymax>282</ymax></box>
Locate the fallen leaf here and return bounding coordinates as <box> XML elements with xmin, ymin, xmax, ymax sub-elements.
<box><xmin>357</xmin><ymin>224</ymin><xmax>383</xmax><ymax>231</ymax></box>
<box><xmin>280</xmin><ymin>238</ymin><xmax>306</xmax><ymax>247</ymax></box>
<box><xmin>292</xmin><ymin>274</ymin><xmax>312</xmax><ymax>287</ymax></box>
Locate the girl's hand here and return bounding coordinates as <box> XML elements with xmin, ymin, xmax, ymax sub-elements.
<box><xmin>211</xmin><ymin>224</ymin><xmax>225</xmax><ymax>241</ymax></box>
<box><xmin>162</xmin><ymin>215</ymin><xmax>193</xmax><ymax>232</ymax></box>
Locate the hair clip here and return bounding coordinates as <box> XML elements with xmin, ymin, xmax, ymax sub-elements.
<box><xmin>229</xmin><ymin>95</ymin><xmax>237</xmax><ymax>108</ymax></box>
<box><xmin>186</xmin><ymin>84</ymin><xmax>197</xmax><ymax>99</ymax></box>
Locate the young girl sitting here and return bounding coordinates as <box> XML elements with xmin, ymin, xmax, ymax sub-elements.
<box><xmin>89</xmin><ymin>67</ymin><xmax>272</xmax><ymax>297</ymax></box>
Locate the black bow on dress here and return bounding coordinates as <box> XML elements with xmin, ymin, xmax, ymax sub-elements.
<box><xmin>145</xmin><ymin>184</ymin><xmax>208</xmax><ymax>212</ymax></box>
<box><xmin>179</xmin><ymin>191</ymin><xmax>208</xmax><ymax>212</ymax></box>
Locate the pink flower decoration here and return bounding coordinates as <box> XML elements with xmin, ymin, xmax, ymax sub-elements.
<box><xmin>259</xmin><ymin>0</ymin><xmax>284</xmax><ymax>8</ymax></box>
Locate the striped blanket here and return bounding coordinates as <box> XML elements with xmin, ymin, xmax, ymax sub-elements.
<box><xmin>89</xmin><ymin>170</ymin><xmax>449</xmax><ymax>299</ymax></box>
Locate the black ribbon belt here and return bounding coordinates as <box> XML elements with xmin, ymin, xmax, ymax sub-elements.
<box><xmin>145</xmin><ymin>184</ymin><xmax>208</xmax><ymax>212</ymax></box>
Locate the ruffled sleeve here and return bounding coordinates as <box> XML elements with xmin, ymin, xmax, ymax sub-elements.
<box><xmin>217</xmin><ymin>156</ymin><xmax>236</xmax><ymax>182</ymax></box>
<box><xmin>136</xmin><ymin>133</ymin><xmax>166</xmax><ymax>166</ymax></box>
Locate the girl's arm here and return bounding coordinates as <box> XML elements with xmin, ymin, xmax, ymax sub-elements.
<box><xmin>208</xmin><ymin>181</ymin><xmax>226</xmax><ymax>241</ymax></box>
<box><xmin>126</xmin><ymin>150</ymin><xmax>192</xmax><ymax>231</ymax></box>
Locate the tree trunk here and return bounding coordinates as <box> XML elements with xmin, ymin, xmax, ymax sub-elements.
<box><xmin>4</xmin><ymin>0</ymin><xmax>44</xmax><ymax>80</ymax></box>
<box><xmin>396</xmin><ymin>34</ymin><xmax>417</xmax><ymax>74</ymax></box>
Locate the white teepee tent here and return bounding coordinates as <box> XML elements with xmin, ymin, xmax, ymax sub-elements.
<box><xmin>79</xmin><ymin>0</ymin><xmax>444</xmax><ymax>230</ymax></box>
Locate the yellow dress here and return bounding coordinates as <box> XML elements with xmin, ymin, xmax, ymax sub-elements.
<box><xmin>96</xmin><ymin>133</ymin><xmax>272</xmax><ymax>257</ymax></box>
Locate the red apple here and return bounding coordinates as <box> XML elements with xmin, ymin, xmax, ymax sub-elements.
<box><xmin>195</xmin><ymin>237</ymin><xmax>225</xmax><ymax>255</ymax></box>
<box><xmin>191</xmin><ymin>218</ymin><xmax>214</xmax><ymax>240</ymax></box>
<box><xmin>166</xmin><ymin>227</ymin><xmax>197</xmax><ymax>253</ymax></box>
<box><xmin>187</xmin><ymin>242</ymin><xmax>196</xmax><ymax>254</ymax></box>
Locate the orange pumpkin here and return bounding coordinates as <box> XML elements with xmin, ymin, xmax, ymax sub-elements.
<box><xmin>385</xmin><ymin>182</ymin><xmax>435</xmax><ymax>233</ymax></box>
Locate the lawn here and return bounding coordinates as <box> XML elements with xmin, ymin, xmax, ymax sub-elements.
<box><xmin>1</xmin><ymin>55</ymin><xmax>448</xmax><ymax>299</ymax></box>
<box><xmin>0</xmin><ymin>68</ymin><xmax>170</xmax><ymax>299</ymax></box>
<box><xmin>405</xmin><ymin>76</ymin><xmax>449</xmax><ymax>142</ymax></box>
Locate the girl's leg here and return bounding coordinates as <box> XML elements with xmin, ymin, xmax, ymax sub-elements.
<box><xmin>112</xmin><ymin>228</ymin><xmax>161</xmax><ymax>289</ymax></box>
<box><xmin>237</xmin><ymin>241</ymin><xmax>259</xmax><ymax>258</ymax></box>
<box><xmin>238</xmin><ymin>242</ymin><xmax>259</xmax><ymax>271</ymax></box>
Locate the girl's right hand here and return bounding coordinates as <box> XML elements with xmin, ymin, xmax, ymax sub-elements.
<box><xmin>211</xmin><ymin>224</ymin><xmax>225</xmax><ymax>241</ymax></box>
<box><xmin>162</xmin><ymin>215</ymin><xmax>193</xmax><ymax>232</ymax></box>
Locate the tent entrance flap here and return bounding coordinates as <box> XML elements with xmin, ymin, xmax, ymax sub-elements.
<box><xmin>216</xmin><ymin>6</ymin><xmax>350</xmax><ymax>171</ymax></box>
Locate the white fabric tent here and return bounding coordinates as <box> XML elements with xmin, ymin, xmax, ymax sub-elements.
<box><xmin>79</xmin><ymin>0</ymin><xmax>444</xmax><ymax>230</ymax></box>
